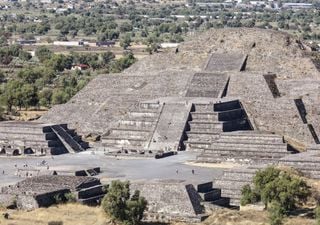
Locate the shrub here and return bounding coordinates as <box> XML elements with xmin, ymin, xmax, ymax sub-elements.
<box><xmin>64</xmin><ymin>192</ymin><xmax>77</xmax><ymax>203</ymax></box>
<box><xmin>315</xmin><ymin>206</ymin><xmax>320</xmax><ymax>225</ymax></box>
<box><xmin>240</xmin><ymin>166</ymin><xmax>311</xmax><ymax>224</ymax></box>
<box><xmin>268</xmin><ymin>201</ymin><xmax>285</xmax><ymax>225</ymax></box>
<box><xmin>101</xmin><ymin>180</ymin><xmax>147</xmax><ymax>225</ymax></box>
<box><xmin>255</xmin><ymin>167</ymin><xmax>310</xmax><ymax>212</ymax></box>
<box><xmin>54</xmin><ymin>194</ymin><xmax>64</xmax><ymax>204</ymax></box>
<box><xmin>240</xmin><ymin>184</ymin><xmax>260</xmax><ymax>206</ymax></box>
<box><xmin>48</xmin><ymin>222</ymin><xmax>63</xmax><ymax>225</ymax></box>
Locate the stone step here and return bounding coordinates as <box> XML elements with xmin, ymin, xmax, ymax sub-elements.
<box><xmin>219</xmin><ymin>172</ymin><xmax>256</xmax><ymax>181</ymax></box>
<box><xmin>197</xmin><ymin>182</ymin><xmax>213</xmax><ymax>193</ymax></box>
<box><xmin>207</xmin><ymin>143</ymin><xmax>288</xmax><ymax>152</ymax></box>
<box><xmin>189</xmin><ymin>121</ymin><xmax>223</xmax><ymax>130</ymax></box>
<box><xmin>203</xmin><ymin>197</ymin><xmax>230</xmax><ymax>209</ymax></box>
<box><xmin>187</xmin><ymin>132</ymin><xmax>220</xmax><ymax>142</ymax></box>
<box><xmin>102</xmin><ymin>137</ymin><xmax>147</xmax><ymax>146</ymax></box>
<box><xmin>0</xmin><ymin>126</ymin><xmax>49</xmax><ymax>134</ymax></box>
<box><xmin>128</xmin><ymin>111</ymin><xmax>159</xmax><ymax>118</ymax></box>
<box><xmin>193</xmin><ymin>104</ymin><xmax>214</xmax><ymax>112</ymax></box>
<box><xmin>188</xmin><ymin>128</ymin><xmax>223</xmax><ymax>133</ymax></box>
<box><xmin>139</xmin><ymin>103</ymin><xmax>162</xmax><ymax>110</ymax></box>
<box><xmin>191</xmin><ymin>112</ymin><xmax>218</xmax><ymax>120</ymax></box>
<box><xmin>199</xmin><ymin>189</ymin><xmax>221</xmax><ymax>201</ymax></box>
<box><xmin>184</xmin><ymin>141</ymin><xmax>211</xmax><ymax>151</ymax></box>
<box><xmin>279</xmin><ymin>161</ymin><xmax>320</xmax><ymax>168</ymax></box>
<box><xmin>214</xmin><ymin>100</ymin><xmax>241</xmax><ymax>112</ymax></box>
<box><xmin>220</xmin><ymin>132</ymin><xmax>283</xmax><ymax>138</ymax></box>
<box><xmin>197</xmin><ymin>156</ymin><xmax>279</xmax><ymax>165</ymax></box>
<box><xmin>78</xmin><ymin>185</ymin><xmax>104</xmax><ymax>199</ymax></box>
<box><xmin>50</xmin><ymin>147</ymin><xmax>69</xmax><ymax>155</ymax></box>
<box><xmin>78</xmin><ymin>194</ymin><xmax>105</xmax><ymax>205</ymax></box>
<box><xmin>220</xmin><ymin>192</ymin><xmax>242</xmax><ymax>202</ymax></box>
<box><xmin>108</xmin><ymin>129</ymin><xmax>151</xmax><ymax>139</ymax></box>
<box><xmin>202</xmin><ymin>151</ymin><xmax>289</xmax><ymax>158</ymax></box>
<box><xmin>216</xmin><ymin>138</ymin><xmax>284</xmax><ymax>145</ymax></box>
<box><xmin>218</xmin><ymin>134</ymin><xmax>284</xmax><ymax>141</ymax></box>
<box><xmin>214</xmin><ymin>179</ymin><xmax>254</xmax><ymax>189</ymax></box>
<box><xmin>230</xmin><ymin>199</ymin><xmax>241</xmax><ymax>206</ymax></box>
<box><xmin>0</xmin><ymin>132</ymin><xmax>57</xmax><ymax>141</ymax></box>
<box><xmin>119</xmin><ymin>120</ymin><xmax>156</xmax><ymax>127</ymax></box>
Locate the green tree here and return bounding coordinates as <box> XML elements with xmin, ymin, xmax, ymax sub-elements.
<box><xmin>241</xmin><ymin>167</ymin><xmax>311</xmax><ymax>225</ymax></box>
<box><xmin>20</xmin><ymin>84</ymin><xmax>38</xmax><ymax>109</ymax></box>
<box><xmin>18</xmin><ymin>51</ymin><xmax>32</xmax><ymax>61</ymax></box>
<box><xmin>51</xmin><ymin>89</ymin><xmax>68</xmax><ymax>105</ymax></box>
<box><xmin>101</xmin><ymin>52</ymin><xmax>115</xmax><ymax>66</ymax></box>
<box><xmin>35</xmin><ymin>46</ymin><xmax>53</xmax><ymax>63</ymax></box>
<box><xmin>1</xmin><ymin>80</ymin><xmax>23</xmax><ymax>111</ymax></box>
<box><xmin>0</xmin><ymin>70</ymin><xmax>5</xmax><ymax>83</ymax></box>
<box><xmin>17</xmin><ymin>68</ymin><xmax>42</xmax><ymax>84</ymax></box>
<box><xmin>38</xmin><ymin>88</ymin><xmax>53</xmax><ymax>107</ymax></box>
<box><xmin>254</xmin><ymin>167</ymin><xmax>310</xmax><ymax>211</ymax></box>
<box><xmin>101</xmin><ymin>180</ymin><xmax>147</xmax><ymax>225</ymax></box>
<box><xmin>120</xmin><ymin>35</ymin><xmax>132</xmax><ymax>50</ymax></box>
<box><xmin>46</xmin><ymin>54</ymin><xmax>73</xmax><ymax>71</ymax></box>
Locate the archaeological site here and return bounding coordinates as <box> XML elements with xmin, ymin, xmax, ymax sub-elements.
<box><xmin>1</xmin><ymin>28</ymin><xmax>320</xmax><ymax>222</ymax></box>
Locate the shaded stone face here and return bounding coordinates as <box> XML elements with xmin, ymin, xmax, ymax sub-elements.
<box><xmin>0</xmin><ymin>122</ymin><xmax>88</xmax><ymax>155</ymax></box>
<box><xmin>131</xmin><ymin>181</ymin><xmax>204</xmax><ymax>222</ymax></box>
<box><xmin>204</xmin><ymin>53</ymin><xmax>246</xmax><ymax>72</ymax></box>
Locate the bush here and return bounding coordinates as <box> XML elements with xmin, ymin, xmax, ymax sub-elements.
<box><xmin>64</xmin><ymin>192</ymin><xmax>77</xmax><ymax>203</ymax></box>
<box><xmin>48</xmin><ymin>222</ymin><xmax>63</xmax><ymax>225</ymax></box>
<box><xmin>101</xmin><ymin>180</ymin><xmax>147</xmax><ymax>225</ymax></box>
<box><xmin>268</xmin><ymin>201</ymin><xmax>285</xmax><ymax>225</ymax></box>
<box><xmin>315</xmin><ymin>206</ymin><xmax>320</xmax><ymax>225</ymax></box>
<box><xmin>240</xmin><ymin>184</ymin><xmax>260</xmax><ymax>206</ymax></box>
<box><xmin>240</xmin><ymin>167</ymin><xmax>311</xmax><ymax>224</ymax></box>
<box><xmin>254</xmin><ymin>167</ymin><xmax>310</xmax><ymax>212</ymax></box>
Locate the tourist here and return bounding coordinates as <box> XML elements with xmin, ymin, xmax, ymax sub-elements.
<box><xmin>192</xmin><ymin>169</ymin><xmax>195</xmax><ymax>175</ymax></box>
<box><xmin>176</xmin><ymin>169</ymin><xmax>178</xmax><ymax>174</ymax></box>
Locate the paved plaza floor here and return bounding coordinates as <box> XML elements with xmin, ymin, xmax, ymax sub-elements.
<box><xmin>0</xmin><ymin>151</ymin><xmax>223</xmax><ymax>187</ymax></box>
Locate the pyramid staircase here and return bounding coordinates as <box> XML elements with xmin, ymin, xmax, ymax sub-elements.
<box><xmin>197</xmin><ymin>131</ymin><xmax>295</xmax><ymax>164</ymax></box>
<box><xmin>101</xmin><ymin>102</ymin><xmax>164</xmax><ymax>156</ymax></box>
<box><xmin>196</xmin><ymin>182</ymin><xmax>230</xmax><ymax>210</ymax></box>
<box><xmin>184</xmin><ymin>100</ymin><xmax>252</xmax><ymax>152</ymax></box>
<box><xmin>213</xmin><ymin>167</ymin><xmax>258</xmax><ymax>206</ymax></box>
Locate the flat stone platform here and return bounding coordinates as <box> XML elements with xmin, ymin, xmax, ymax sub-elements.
<box><xmin>0</xmin><ymin>151</ymin><xmax>223</xmax><ymax>188</ymax></box>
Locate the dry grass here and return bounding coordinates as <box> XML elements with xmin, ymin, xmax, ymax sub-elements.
<box><xmin>0</xmin><ymin>196</ymin><xmax>317</xmax><ymax>225</ymax></box>
<box><xmin>0</xmin><ymin>203</ymin><xmax>107</xmax><ymax>225</ymax></box>
<box><xmin>0</xmin><ymin>204</ymin><xmax>316</xmax><ymax>225</ymax></box>
<box><xmin>201</xmin><ymin>208</ymin><xmax>315</xmax><ymax>225</ymax></box>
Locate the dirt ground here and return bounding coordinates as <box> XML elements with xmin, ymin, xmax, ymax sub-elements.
<box><xmin>0</xmin><ymin>203</ymin><xmax>107</xmax><ymax>225</ymax></box>
<box><xmin>0</xmin><ymin>205</ymin><xmax>316</xmax><ymax>225</ymax></box>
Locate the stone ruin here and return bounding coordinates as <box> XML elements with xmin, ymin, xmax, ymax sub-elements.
<box><xmin>1</xmin><ymin>28</ymin><xmax>320</xmax><ymax>220</ymax></box>
<box><xmin>0</xmin><ymin>175</ymin><xmax>105</xmax><ymax>210</ymax></box>
<box><xmin>0</xmin><ymin>121</ymin><xmax>88</xmax><ymax>156</ymax></box>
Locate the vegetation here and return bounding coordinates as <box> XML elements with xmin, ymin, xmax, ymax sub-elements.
<box><xmin>0</xmin><ymin>50</ymin><xmax>136</xmax><ymax>114</ymax></box>
<box><xmin>315</xmin><ymin>206</ymin><xmax>320</xmax><ymax>225</ymax></box>
<box><xmin>240</xmin><ymin>167</ymin><xmax>311</xmax><ymax>224</ymax></box>
<box><xmin>101</xmin><ymin>180</ymin><xmax>147</xmax><ymax>225</ymax></box>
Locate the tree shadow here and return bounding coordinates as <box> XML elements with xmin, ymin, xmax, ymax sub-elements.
<box><xmin>288</xmin><ymin>207</ymin><xmax>315</xmax><ymax>219</ymax></box>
